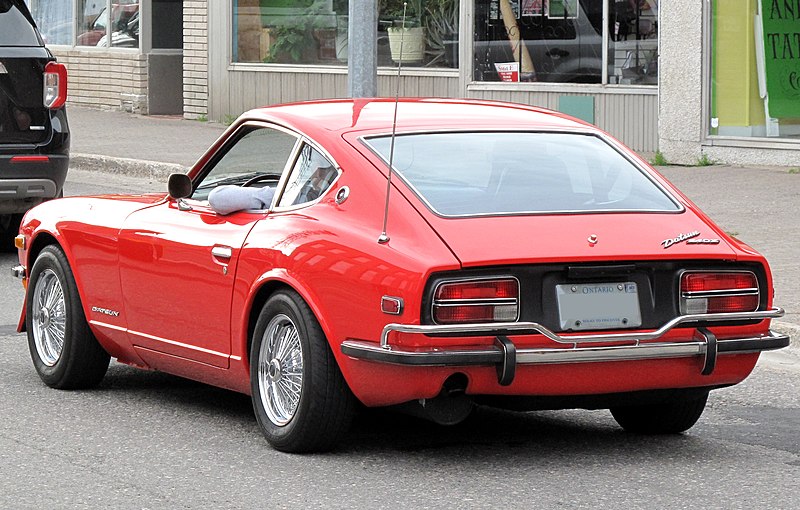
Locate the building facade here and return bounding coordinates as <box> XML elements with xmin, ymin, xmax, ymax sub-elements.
<box><xmin>28</xmin><ymin>1</ymin><xmax>800</xmax><ymax>165</ymax></box>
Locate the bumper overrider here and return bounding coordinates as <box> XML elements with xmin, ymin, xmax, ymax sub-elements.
<box><xmin>341</xmin><ymin>308</ymin><xmax>790</xmax><ymax>386</ymax></box>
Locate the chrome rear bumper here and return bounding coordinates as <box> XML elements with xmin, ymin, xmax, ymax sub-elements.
<box><xmin>340</xmin><ymin>308</ymin><xmax>789</xmax><ymax>385</ymax></box>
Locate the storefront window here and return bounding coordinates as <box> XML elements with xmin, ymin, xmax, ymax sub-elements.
<box><xmin>77</xmin><ymin>0</ymin><xmax>139</xmax><ymax>48</ymax></box>
<box><xmin>473</xmin><ymin>0</ymin><xmax>657</xmax><ymax>84</ymax></box>
<box><xmin>27</xmin><ymin>0</ymin><xmax>73</xmax><ymax>45</ymax></box>
<box><xmin>232</xmin><ymin>0</ymin><xmax>459</xmax><ymax>69</ymax></box>
<box><xmin>711</xmin><ymin>0</ymin><xmax>800</xmax><ymax>139</ymax></box>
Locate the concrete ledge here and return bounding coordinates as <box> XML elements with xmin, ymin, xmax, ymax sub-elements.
<box><xmin>71</xmin><ymin>153</ymin><xmax>187</xmax><ymax>181</ymax></box>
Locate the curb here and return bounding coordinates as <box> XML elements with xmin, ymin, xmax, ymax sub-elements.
<box><xmin>71</xmin><ymin>153</ymin><xmax>187</xmax><ymax>180</ymax></box>
<box><xmin>773</xmin><ymin>321</ymin><xmax>800</xmax><ymax>350</ymax></box>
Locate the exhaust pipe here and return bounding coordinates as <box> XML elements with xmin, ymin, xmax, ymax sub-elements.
<box><xmin>393</xmin><ymin>374</ymin><xmax>473</xmax><ymax>426</ymax></box>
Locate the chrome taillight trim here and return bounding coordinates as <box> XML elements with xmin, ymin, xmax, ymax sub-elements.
<box><xmin>431</xmin><ymin>275</ymin><xmax>521</xmax><ymax>325</ymax></box>
<box><xmin>380</xmin><ymin>307</ymin><xmax>784</xmax><ymax>348</ymax></box>
<box><xmin>679</xmin><ymin>270</ymin><xmax>760</xmax><ymax>315</ymax></box>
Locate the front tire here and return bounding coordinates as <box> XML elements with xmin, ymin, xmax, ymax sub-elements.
<box><xmin>250</xmin><ymin>290</ymin><xmax>355</xmax><ymax>452</ymax></box>
<box><xmin>26</xmin><ymin>245</ymin><xmax>110</xmax><ymax>389</ymax></box>
<box><xmin>610</xmin><ymin>392</ymin><xmax>709</xmax><ymax>434</ymax></box>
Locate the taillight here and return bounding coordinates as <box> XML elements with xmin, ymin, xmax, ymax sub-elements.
<box><xmin>680</xmin><ymin>271</ymin><xmax>759</xmax><ymax>314</ymax></box>
<box><xmin>43</xmin><ymin>62</ymin><xmax>67</xmax><ymax>109</ymax></box>
<box><xmin>432</xmin><ymin>278</ymin><xmax>519</xmax><ymax>324</ymax></box>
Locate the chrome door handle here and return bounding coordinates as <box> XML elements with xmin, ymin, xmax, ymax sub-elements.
<box><xmin>211</xmin><ymin>246</ymin><xmax>233</xmax><ymax>259</ymax></box>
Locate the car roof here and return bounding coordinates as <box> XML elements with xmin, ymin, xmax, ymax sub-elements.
<box><xmin>240</xmin><ymin>98</ymin><xmax>593</xmax><ymax>137</ymax></box>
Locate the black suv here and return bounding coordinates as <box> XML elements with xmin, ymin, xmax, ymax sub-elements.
<box><xmin>0</xmin><ymin>0</ymin><xmax>68</xmax><ymax>246</ymax></box>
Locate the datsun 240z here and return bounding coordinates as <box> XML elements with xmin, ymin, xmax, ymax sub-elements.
<box><xmin>12</xmin><ymin>99</ymin><xmax>790</xmax><ymax>452</ymax></box>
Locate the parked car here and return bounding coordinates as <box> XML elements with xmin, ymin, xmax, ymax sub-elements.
<box><xmin>12</xmin><ymin>98</ymin><xmax>789</xmax><ymax>452</ymax></box>
<box><xmin>0</xmin><ymin>0</ymin><xmax>69</xmax><ymax>248</ymax></box>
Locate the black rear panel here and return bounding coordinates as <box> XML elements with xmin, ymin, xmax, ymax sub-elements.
<box><xmin>0</xmin><ymin>47</ymin><xmax>51</xmax><ymax>145</ymax></box>
<box><xmin>423</xmin><ymin>261</ymin><xmax>770</xmax><ymax>332</ymax></box>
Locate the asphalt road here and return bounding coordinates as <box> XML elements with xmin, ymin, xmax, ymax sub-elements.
<box><xmin>1</xmin><ymin>170</ymin><xmax>798</xmax><ymax>509</ymax></box>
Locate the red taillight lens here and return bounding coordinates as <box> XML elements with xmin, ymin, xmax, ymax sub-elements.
<box><xmin>433</xmin><ymin>278</ymin><xmax>519</xmax><ymax>324</ymax></box>
<box><xmin>680</xmin><ymin>271</ymin><xmax>759</xmax><ymax>314</ymax></box>
<box><xmin>44</xmin><ymin>62</ymin><xmax>68</xmax><ymax>109</ymax></box>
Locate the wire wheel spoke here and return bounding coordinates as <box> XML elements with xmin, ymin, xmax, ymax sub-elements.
<box><xmin>258</xmin><ymin>314</ymin><xmax>304</xmax><ymax>426</ymax></box>
<box><xmin>31</xmin><ymin>269</ymin><xmax>67</xmax><ymax>367</ymax></box>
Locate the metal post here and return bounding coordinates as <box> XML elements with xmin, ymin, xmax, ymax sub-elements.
<box><xmin>348</xmin><ymin>0</ymin><xmax>378</xmax><ymax>97</ymax></box>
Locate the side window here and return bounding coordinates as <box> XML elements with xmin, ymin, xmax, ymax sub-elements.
<box><xmin>192</xmin><ymin>126</ymin><xmax>298</xmax><ymax>201</ymax></box>
<box><xmin>278</xmin><ymin>144</ymin><xmax>338</xmax><ymax>207</ymax></box>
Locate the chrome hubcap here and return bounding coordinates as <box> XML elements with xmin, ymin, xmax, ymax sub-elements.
<box><xmin>31</xmin><ymin>269</ymin><xmax>66</xmax><ymax>367</ymax></box>
<box><xmin>258</xmin><ymin>314</ymin><xmax>303</xmax><ymax>426</ymax></box>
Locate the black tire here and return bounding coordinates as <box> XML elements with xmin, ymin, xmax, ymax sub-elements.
<box><xmin>26</xmin><ymin>245</ymin><xmax>110</xmax><ymax>389</ymax></box>
<box><xmin>610</xmin><ymin>392</ymin><xmax>709</xmax><ymax>434</ymax></box>
<box><xmin>250</xmin><ymin>290</ymin><xmax>355</xmax><ymax>453</ymax></box>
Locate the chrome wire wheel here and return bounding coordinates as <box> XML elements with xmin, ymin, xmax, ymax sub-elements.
<box><xmin>31</xmin><ymin>268</ymin><xmax>66</xmax><ymax>367</ymax></box>
<box><xmin>258</xmin><ymin>313</ymin><xmax>304</xmax><ymax>427</ymax></box>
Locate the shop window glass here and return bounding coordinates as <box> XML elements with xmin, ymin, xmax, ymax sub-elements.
<box><xmin>232</xmin><ymin>0</ymin><xmax>459</xmax><ymax>69</ymax></box>
<box><xmin>77</xmin><ymin>0</ymin><xmax>139</xmax><ymax>48</ymax></box>
<box><xmin>710</xmin><ymin>0</ymin><xmax>800</xmax><ymax>139</ymax></box>
<box><xmin>28</xmin><ymin>0</ymin><xmax>73</xmax><ymax>45</ymax></box>
<box><xmin>609</xmin><ymin>0</ymin><xmax>658</xmax><ymax>84</ymax></box>
<box><xmin>473</xmin><ymin>0</ymin><xmax>657</xmax><ymax>84</ymax></box>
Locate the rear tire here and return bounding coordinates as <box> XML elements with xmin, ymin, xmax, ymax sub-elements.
<box><xmin>26</xmin><ymin>245</ymin><xmax>110</xmax><ymax>389</ymax></box>
<box><xmin>610</xmin><ymin>392</ymin><xmax>709</xmax><ymax>434</ymax></box>
<box><xmin>250</xmin><ymin>290</ymin><xmax>355</xmax><ymax>452</ymax></box>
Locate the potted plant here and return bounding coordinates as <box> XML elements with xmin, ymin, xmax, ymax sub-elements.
<box><xmin>425</xmin><ymin>0</ymin><xmax>459</xmax><ymax>67</ymax></box>
<box><xmin>381</xmin><ymin>0</ymin><xmax>426</xmax><ymax>64</ymax></box>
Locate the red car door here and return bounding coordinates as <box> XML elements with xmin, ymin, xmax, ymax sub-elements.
<box><xmin>118</xmin><ymin>203</ymin><xmax>262</xmax><ymax>368</ymax></box>
<box><xmin>117</xmin><ymin>123</ymin><xmax>300</xmax><ymax>368</ymax></box>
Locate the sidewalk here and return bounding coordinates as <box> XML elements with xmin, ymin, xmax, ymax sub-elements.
<box><xmin>66</xmin><ymin>106</ymin><xmax>800</xmax><ymax>337</ymax></box>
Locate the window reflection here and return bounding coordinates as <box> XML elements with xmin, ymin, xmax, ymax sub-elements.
<box><xmin>77</xmin><ymin>1</ymin><xmax>139</xmax><ymax>48</ymax></box>
<box><xmin>232</xmin><ymin>0</ymin><xmax>459</xmax><ymax>69</ymax></box>
<box><xmin>473</xmin><ymin>0</ymin><xmax>657</xmax><ymax>85</ymax></box>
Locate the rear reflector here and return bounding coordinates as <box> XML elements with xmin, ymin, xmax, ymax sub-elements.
<box><xmin>10</xmin><ymin>156</ymin><xmax>50</xmax><ymax>164</ymax></box>
<box><xmin>44</xmin><ymin>62</ymin><xmax>68</xmax><ymax>109</ymax></box>
<box><xmin>680</xmin><ymin>271</ymin><xmax>759</xmax><ymax>314</ymax></box>
<box><xmin>433</xmin><ymin>278</ymin><xmax>519</xmax><ymax>324</ymax></box>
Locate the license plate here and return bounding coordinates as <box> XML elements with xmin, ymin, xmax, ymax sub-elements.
<box><xmin>556</xmin><ymin>282</ymin><xmax>642</xmax><ymax>331</ymax></box>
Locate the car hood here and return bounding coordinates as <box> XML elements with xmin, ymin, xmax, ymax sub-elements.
<box><xmin>421</xmin><ymin>211</ymin><xmax>738</xmax><ymax>267</ymax></box>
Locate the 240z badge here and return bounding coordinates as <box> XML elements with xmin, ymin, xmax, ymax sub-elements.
<box><xmin>662</xmin><ymin>231</ymin><xmax>721</xmax><ymax>249</ymax></box>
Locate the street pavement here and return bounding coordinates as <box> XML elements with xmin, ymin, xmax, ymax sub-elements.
<box><xmin>66</xmin><ymin>106</ymin><xmax>800</xmax><ymax>340</ymax></box>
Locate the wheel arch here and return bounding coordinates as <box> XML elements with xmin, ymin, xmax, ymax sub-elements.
<box><xmin>242</xmin><ymin>271</ymin><xmax>338</xmax><ymax>370</ymax></box>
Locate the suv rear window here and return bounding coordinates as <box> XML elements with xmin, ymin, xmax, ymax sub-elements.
<box><xmin>0</xmin><ymin>1</ymin><xmax>41</xmax><ymax>46</ymax></box>
<box><xmin>364</xmin><ymin>132</ymin><xmax>681</xmax><ymax>217</ymax></box>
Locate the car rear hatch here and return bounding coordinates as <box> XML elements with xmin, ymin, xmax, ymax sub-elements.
<box><xmin>0</xmin><ymin>0</ymin><xmax>52</xmax><ymax>146</ymax></box>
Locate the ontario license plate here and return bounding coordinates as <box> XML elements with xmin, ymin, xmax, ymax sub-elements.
<box><xmin>556</xmin><ymin>282</ymin><xmax>642</xmax><ymax>331</ymax></box>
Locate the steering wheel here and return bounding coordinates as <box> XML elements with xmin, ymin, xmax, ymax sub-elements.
<box><xmin>242</xmin><ymin>174</ymin><xmax>279</xmax><ymax>187</ymax></box>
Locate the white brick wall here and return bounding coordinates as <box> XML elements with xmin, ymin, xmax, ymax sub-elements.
<box><xmin>53</xmin><ymin>49</ymin><xmax>148</xmax><ymax>113</ymax></box>
<box><xmin>183</xmin><ymin>0</ymin><xmax>209</xmax><ymax>119</ymax></box>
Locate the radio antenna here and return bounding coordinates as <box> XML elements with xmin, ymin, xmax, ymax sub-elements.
<box><xmin>378</xmin><ymin>2</ymin><xmax>408</xmax><ymax>244</ymax></box>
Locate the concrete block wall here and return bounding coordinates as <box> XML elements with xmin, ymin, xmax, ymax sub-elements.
<box><xmin>54</xmin><ymin>49</ymin><xmax>148</xmax><ymax>113</ymax></box>
<box><xmin>183</xmin><ymin>0</ymin><xmax>209</xmax><ymax>120</ymax></box>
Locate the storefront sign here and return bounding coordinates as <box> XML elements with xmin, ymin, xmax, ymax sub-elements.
<box><xmin>495</xmin><ymin>62</ymin><xmax>519</xmax><ymax>82</ymax></box>
<box><xmin>760</xmin><ymin>0</ymin><xmax>800</xmax><ymax>118</ymax></box>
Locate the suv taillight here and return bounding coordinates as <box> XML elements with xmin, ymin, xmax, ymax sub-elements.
<box><xmin>43</xmin><ymin>62</ymin><xmax>67</xmax><ymax>109</ymax></box>
<box><xmin>432</xmin><ymin>278</ymin><xmax>519</xmax><ymax>324</ymax></box>
<box><xmin>680</xmin><ymin>271</ymin><xmax>759</xmax><ymax>314</ymax></box>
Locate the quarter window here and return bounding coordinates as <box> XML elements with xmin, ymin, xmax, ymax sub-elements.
<box><xmin>278</xmin><ymin>144</ymin><xmax>338</xmax><ymax>207</ymax></box>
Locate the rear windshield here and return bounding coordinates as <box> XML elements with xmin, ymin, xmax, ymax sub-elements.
<box><xmin>0</xmin><ymin>1</ymin><xmax>41</xmax><ymax>46</ymax></box>
<box><xmin>364</xmin><ymin>132</ymin><xmax>681</xmax><ymax>217</ymax></box>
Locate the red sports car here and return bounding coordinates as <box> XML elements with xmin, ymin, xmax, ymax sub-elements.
<box><xmin>12</xmin><ymin>99</ymin><xmax>789</xmax><ymax>452</ymax></box>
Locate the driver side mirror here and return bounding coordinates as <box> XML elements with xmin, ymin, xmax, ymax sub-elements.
<box><xmin>168</xmin><ymin>173</ymin><xmax>192</xmax><ymax>199</ymax></box>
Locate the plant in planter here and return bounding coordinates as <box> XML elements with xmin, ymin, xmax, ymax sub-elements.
<box><xmin>381</xmin><ymin>0</ymin><xmax>426</xmax><ymax>64</ymax></box>
<box><xmin>263</xmin><ymin>0</ymin><xmax>336</xmax><ymax>63</ymax></box>
<box><xmin>425</xmin><ymin>0</ymin><xmax>459</xmax><ymax>67</ymax></box>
